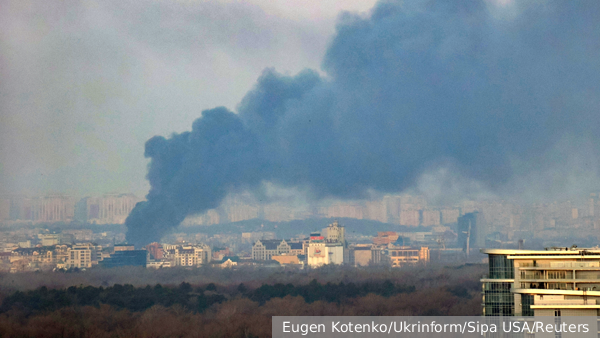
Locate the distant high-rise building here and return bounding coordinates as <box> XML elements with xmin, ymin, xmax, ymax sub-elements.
<box><xmin>0</xmin><ymin>198</ymin><xmax>10</xmax><ymax>221</ymax></box>
<box><xmin>589</xmin><ymin>193</ymin><xmax>600</xmax><ymax>218</ymax></box>
<box><xmin>365</xmin><ymin>200</ymin><xmax>387</xmax><ymax>223</ymax></box>
<box><xmin>440</xmin><ymin>208</ymin><xmax>460</xmax><ymax>224</ymax></box>
<box><xmin>399</xmin><ymin>208</ymin><xmax>420</xmax><ymax>226</ymax></box>
<box><xmin>86</xmin><ymin>194</ymin><xmax>139</xmax><ymax>224</ymax></box>
<box><xmin>13</xmin><ymin>195</ymin><xmax>76</xmax><ymax>223</ymax></box>
<box><xmin>458</xmin><ymin>212</ymin><xmax>487</xmax><ymax>250</ymax></box>
<box><xmin>422</xmin><ymin>210</ymin><xmax>441</xmax><ymax>226</ymax></box>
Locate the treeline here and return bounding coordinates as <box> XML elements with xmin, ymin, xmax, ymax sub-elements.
<box><xmin>0</xmin><ymin>263</ymin><xmax>486</xmax><ymax>293</ymax></box>
<box><xmin>0</xmin><ymin>285</ymin><xmax>480</xmax><ymax>338</ymax></box>
<box><xmin>249</xmin><ymin>279</ymin><xmax>415</xmax><ymax>304</ymax></box>
<box><xmin>0</xmin><ymin>265</ymin><xmax>485</xmax><ymax>337</ymax></box>
<box><xmin>0</xmin><ymin>283</ymin><xmax>222</xmax><ymax>314</ymax></box>
<box><xmin>0</xmin><ymin>280</ymin><xmax>415</xmax><ymax>315</ymax></box>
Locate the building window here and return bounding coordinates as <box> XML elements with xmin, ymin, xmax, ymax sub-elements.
<box><xmin>521</xmin><ymin>294</ymin><xmax>534</xmax><ymax>316</ymax></box>
<box><xmin>483</xmin><ymin>282</ymin><xmax>514</xmax><ymax>316</ymax></box>
<box><xmin>554</xmin><ymin>311</ymin><xmax>562</xmax><ymax>338</ymax></box>
<box><xmin>489</xmin><ymin>255</ymin><xmax>514</xmax><ymax>279</ymax></box>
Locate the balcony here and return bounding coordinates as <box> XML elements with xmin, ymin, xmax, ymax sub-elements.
<box><xmin>520</xmin><ymin>262</ymin><xmax>600</xmax><ymax>268</ymax></box>
<box><xmin>518</xmin><ymin>282</ymin><xmax>574</xmax><ymax>291</ymax></box>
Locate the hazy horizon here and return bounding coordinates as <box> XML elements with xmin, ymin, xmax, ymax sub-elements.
<box><xmin>2</xmin><ymin>0</ymin><xmax>600</xmax><ymax>232</ymax></box>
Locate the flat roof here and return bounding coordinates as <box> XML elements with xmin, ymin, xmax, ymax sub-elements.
<box><xmin>481</xmin><ymin>249</ymin><xmax>600</xmax><ymax>255</ymax></box>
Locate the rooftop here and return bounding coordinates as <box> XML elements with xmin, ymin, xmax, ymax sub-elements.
<box><xmin>481</xmin><ymin>248</ymin><xmax>600</xmax><ymax>256</ymax></box>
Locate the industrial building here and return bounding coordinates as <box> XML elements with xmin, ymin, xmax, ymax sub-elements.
<box><xmin>481</xmin><ymin>247</ymin><xmax>600</xmax><ymax>316</ymax></box>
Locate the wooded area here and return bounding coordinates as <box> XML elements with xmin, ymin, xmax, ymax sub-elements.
<box><xmin>0</xmin><ymin>264</ymin><xmax>484</xmax><ymax>337</ymax></box>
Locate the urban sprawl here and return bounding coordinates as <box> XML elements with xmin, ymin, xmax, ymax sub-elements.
<box><xmin>3</xmin><ymin>192</ymin><xmax>600</xmax><ymax>276</ymax></box>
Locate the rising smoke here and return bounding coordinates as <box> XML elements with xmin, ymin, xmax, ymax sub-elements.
<box><xmin>126</xmin><ymin>0</ymin><xmax>600</xmax><ymax>246</ymax></box>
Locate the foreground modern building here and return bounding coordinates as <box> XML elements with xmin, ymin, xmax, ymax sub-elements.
<box><xmin>482</xmin><ymin>248</ymin><xmax>600</xmax><ymax>316</ymax></box>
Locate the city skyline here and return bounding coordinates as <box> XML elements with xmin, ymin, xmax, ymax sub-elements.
<box><xmin>2</xmin><ymin>0</ymin><xmax>600</xmax><ymax>247</ymax></box>
<box><xmin>3</xmin><ymin>0</ymin><xmax>600</xmax><ymax>333</ymax></box>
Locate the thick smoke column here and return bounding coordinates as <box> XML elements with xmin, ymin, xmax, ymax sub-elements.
<box><xmin>126</xmin><ymin>0</ymin><xmax>600</xmax><ymax>246</ymax></box>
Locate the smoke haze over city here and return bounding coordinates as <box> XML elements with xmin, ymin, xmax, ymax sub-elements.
<box><xmin>127</xmin><ymin>0</ymin><xmax>600</xmax><ymax>246</ymax></box>
<box><xmin>2</xmin><ymin>1</ymin><xmax>600</xmax><ymax>246</ymax></box>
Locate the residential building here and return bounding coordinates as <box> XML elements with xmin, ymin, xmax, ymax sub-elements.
<box><xmin>172</xmin><ymin>244</ymin><xmax>211</xmax><ymax>267</ymax></box>
<box><xmin>28</xmin><ymin>195</ymin><xmax>75</xmax><ymax>223</ymax></box>
<box><xmin>481</xmin><ymin>248</ymin><xmax>600</xmax><ymax>316</ymax></box>
<box><xmin>85</xmin><ymin>194</ymin><xmax>139</xmax><ymax>224</ymax></box>
<box><xmin>422</xmin><ymin>210</ymin><xmax>441</xmax><ymax>226</ymax></box>
<box><xmin>400</xmin><ymin>208</ymin><xmax>420</xmax><ymax>226</ymax></box>
<box><xmin>66</xmin><ymin>244</ymin><xmax>102</xmax><ymax>269</ymax></box>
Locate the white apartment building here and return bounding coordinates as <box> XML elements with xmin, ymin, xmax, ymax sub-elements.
<box><xmin>66</xmin><ymin>244</ymin><xmax>102</xmax><ymax>269</ymax></box>
<box><xmin>165</xmin><ymin>244</ymin><xmax>211</xmax><ymax>267</ymax></box>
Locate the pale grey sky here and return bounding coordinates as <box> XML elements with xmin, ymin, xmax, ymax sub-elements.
<box><xmin>0</xmin><ymin>0</ymin><xmax>378</xmax><ymax>198</ymax></box>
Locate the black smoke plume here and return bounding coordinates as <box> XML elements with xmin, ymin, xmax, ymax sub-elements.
<box><xmin>126</xmin><ymin>0</ymin><xmax>600</xmax><ymax>246</ymax></box>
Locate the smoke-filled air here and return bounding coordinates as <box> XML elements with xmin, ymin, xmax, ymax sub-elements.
<box><xmin>126</xmin><ymin>0</ymin><xmax>600</xmax><ymax>247</ymax></box>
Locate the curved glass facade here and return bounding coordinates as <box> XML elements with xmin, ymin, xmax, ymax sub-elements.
<box><xmin>484</xmin><ymin>254</ymin><xmax>515</xmax><ymax>316</ymax></box>
<box><xmin>521</xmin><ymin>294</ymin><xmax>534</xmax><ymax>316</ymax></box>
<box><xmin>489</xmin><ymin>254</ymin><xmax>514</xmax><ymax>279</ymax></box>
<box><xmin>483</xmin><ymin>282</ymin><xmax>514</xmax><ymax>316</ymax></box>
